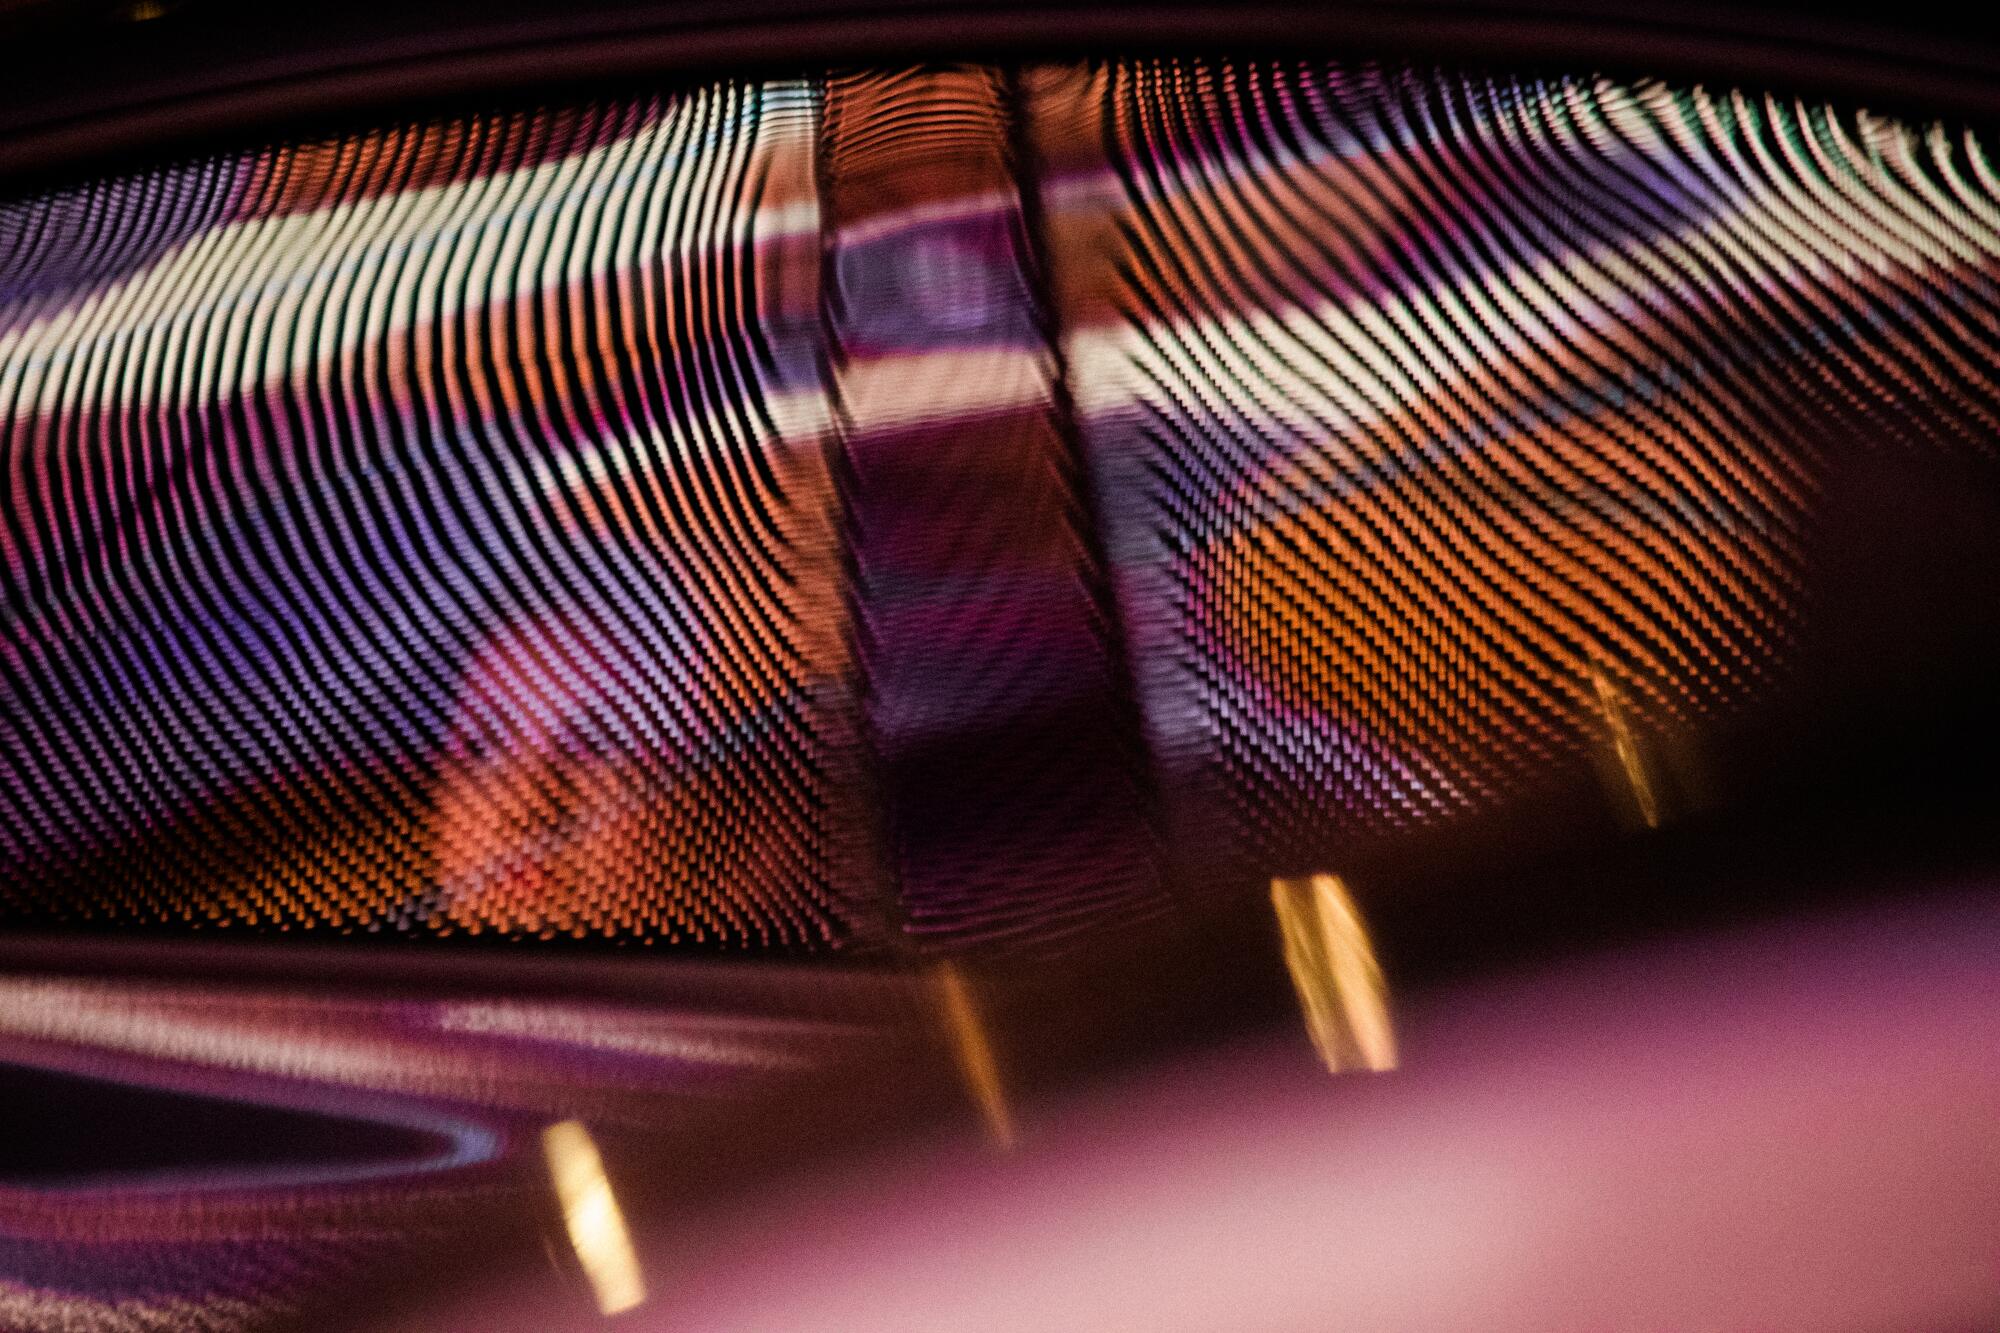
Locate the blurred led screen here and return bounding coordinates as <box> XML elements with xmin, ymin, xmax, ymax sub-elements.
<box><xmin>6</xmin><ymin>61</ymin><xmax>2000</xmax><ymax>945</ymax></box>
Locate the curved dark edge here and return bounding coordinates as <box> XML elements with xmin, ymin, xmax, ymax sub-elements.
<box><xmin>5</xmin><ymin>3</ymin><xmax>2000</xmax><ymax>191</ymax></box>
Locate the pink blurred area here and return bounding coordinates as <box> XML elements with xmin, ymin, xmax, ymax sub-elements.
<box><xmin>420</xmin><ymin>888</ymin><xmax>2000</xmax><ymax>1332</ymax></box>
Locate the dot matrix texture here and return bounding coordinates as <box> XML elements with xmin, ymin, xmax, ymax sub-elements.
<box><xmin>0</xmin><ymin>82</ymin><xmax>868</xmax><ymax>947</ymax></box>
<box><xmin>8</xmin><ymin>62</ymin><xmax>2000</xmax><ymax>943</ymax></box>
<box><xmin>1030</xmin><ymin>60</ymin><xmax>2000</xmax><ymax>880</ymax></box>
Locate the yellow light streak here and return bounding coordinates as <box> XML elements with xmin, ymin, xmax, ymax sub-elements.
<box><xmin>933</xmin><ymin>962</ymin><xmax>1017</xmax><ymax>1150</ymax></box>
<box><xmin>1589</xmin><ymin>661</ymin><xmax>1663</xmax><ymax>830</ymax></box>
<box><xmin>1271</xmin><ymin>873</ymin><xmax>1397</xmax><ymax>1074</ymax></box>
<box><xmin>542</xmin><ymin>1120</ymin><xmax>646</xmax><ymax>1317</ymax></box>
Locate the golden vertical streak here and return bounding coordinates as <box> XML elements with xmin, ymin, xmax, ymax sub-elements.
<box><xmin>542</xmin><ymin>1119</ymin><xmax>647</xmax><ymax>1317</ymax></box>
<box><xmin>1271</xmin><ymin>873</ymin><xmax>1397</xmax><ymax>1074</ymax></box>
<box><xmin>1589</xmin><ymin>661</ymin><xmax>1663</xmax><ymax>829</ymax></box>
<box><xmin>933</xmin><ymin>962</ymin><xmax>1017</xmax><ymax>1150</ymax></box>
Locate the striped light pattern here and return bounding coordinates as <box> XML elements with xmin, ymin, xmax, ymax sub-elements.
<box><xmin>5</xmin><ymin>54</ymin><xmax>2000</xmax><ymax>1333</ymax></box>
<box><xmin>0</xmin><ymin>83</ymin><xmax>868</xmax><ymax>946</ymax></box>
<box><xmin>1031</xmin><ymin>60</ymin><xmax>2000</xmax><ymax>880</ymax></box>
<box><xmin>6</xmin><ymin>61</ymin><xmax>2000</xmax><ymax>946</ymax></box>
